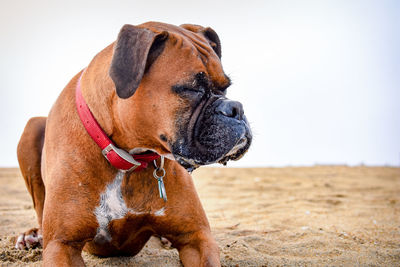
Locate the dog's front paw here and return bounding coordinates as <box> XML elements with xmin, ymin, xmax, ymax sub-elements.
<box><xmin>15</xmin><ymin>228</ymin><xmax>43</xmax><ymax>250</ymax></box>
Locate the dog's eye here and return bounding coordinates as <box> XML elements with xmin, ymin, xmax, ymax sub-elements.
<box><xmin>172</xmin><ymin>85</ymin><xmax>205</xmax><ymax>96</ymax></box>
<box><xmin>185</xmin><ymin>86</ymin><xmax>205</xmax><ymax>94</ymax></box>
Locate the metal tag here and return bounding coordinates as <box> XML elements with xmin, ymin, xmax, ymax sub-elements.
<box><xmin>153</xmin><ymin>156</ymin><xmax>167</xmax><ymax>202</ymax></box>
<box><xmin>157</xmin><ymin>177</ymin><xmax>167</xmax><ymax>202</ymax></box>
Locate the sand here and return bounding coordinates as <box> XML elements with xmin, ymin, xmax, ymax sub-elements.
<box><xmin>0</xmin><ymin>166</ymin><xmax>399</xmax><ymax>266</ymax></box>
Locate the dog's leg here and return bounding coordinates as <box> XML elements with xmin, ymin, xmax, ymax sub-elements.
<box><xmin>40</xmin><ymin>176</ymin><xmax>99</xmax><ymax>266</ymax></box>
<box><xmin>152</xmin><ymin>168</ymin><xmax>221</xmax><ymax>266</ymax></box>
<box><xmin>156</xmin><ymin>193</ymin><xmax>221</xmax><ymax>266</ymax></box>
<box><xmin>43</xmin><ymin>240</ymin><xmax>85</xmax><ymax>266</ymax></box>
<box><xmin>40</xmin><ymin>206</ymin><xmax>89</xmax><ymax>266</ymax></box>
<box><xmin>16</xmin><ymin>117</ymin><xmax>46</xmax><ymax>249</ymax></box>
<box><xmin>175</xmin><ymin>230</ymin><xmax>220</xmax><ymax>267</ymax></box>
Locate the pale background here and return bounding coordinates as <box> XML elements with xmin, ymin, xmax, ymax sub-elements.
<box><xmin>0</xmin><ymin>0</ymin><xmax>399</xmax><ymax>167</ymax></box>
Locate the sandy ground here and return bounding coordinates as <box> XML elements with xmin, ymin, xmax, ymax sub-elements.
<box><xmin>0</xmin><ymin>166</ymin><xmax>399</xmax><ymax>266</ymax></box>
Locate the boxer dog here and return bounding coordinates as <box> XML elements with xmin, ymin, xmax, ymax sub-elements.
<box><xmin>16</xmin><ymin>22</ymin><xmax>251</xmax><ymax>266</ymax></box>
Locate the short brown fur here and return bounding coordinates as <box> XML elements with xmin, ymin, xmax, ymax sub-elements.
<box><xmin>17</xmin><ymin>22</ymin><xmax>227</xmax><ymax>266</ymax></box>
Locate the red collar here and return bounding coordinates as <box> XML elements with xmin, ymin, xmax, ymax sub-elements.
<box><xmin>75</xmin><ymin>71</ymin><xmax>160</xmax><ymax>172</ymax></box>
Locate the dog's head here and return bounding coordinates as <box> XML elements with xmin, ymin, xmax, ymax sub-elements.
<box><xmin>109</xmin><ymin>22</ymin><xmax>252</xmax><ymax>171</ymax></box>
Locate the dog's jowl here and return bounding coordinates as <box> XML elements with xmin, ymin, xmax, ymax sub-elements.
<box><xmin>16</xmin><ymin>22</ymin><xmax>252</xmax><ymax>266</ymax></box>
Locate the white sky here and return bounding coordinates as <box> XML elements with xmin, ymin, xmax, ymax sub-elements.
<box><xmin>0</xmin><ymin>0</ymin><xmax>399</xmax><ymax>167</ymax></box>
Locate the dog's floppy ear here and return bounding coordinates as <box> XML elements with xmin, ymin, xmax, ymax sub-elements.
<box><xmin>202</xmin><ymin>27</ymin><xmax>221</xmax><ymax>58</ymax></box>
<box><xmin>180</xmin><ymin>24</ymin><xmax>222</xmax><ymax>58</ymax></box>
<box><xmin>110</xmin><ymin>24</ymin><xmax>168</xmax><ymax>99</ymax></box>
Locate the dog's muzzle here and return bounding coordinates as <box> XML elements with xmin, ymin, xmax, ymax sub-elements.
<box><xmin>172</xmin><ymin>95</ymin><xmax>252</xmax><ymax>171</ymax></box>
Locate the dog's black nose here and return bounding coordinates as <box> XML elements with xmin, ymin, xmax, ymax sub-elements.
<box><xmin>215</xmin><ymin>100</ymin><xmax>244</xmax><ymax>120</ymax></box>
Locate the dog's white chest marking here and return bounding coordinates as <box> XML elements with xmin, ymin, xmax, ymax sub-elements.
<box><xmin>94</xmin><ymin>171</ymin><xmax>166</xmax><ymax>243</ymax></box>
<box><xmin>94</xmin><ymin>171</ymin><xmax>128</xmax><ymax>242</ymax></box>
<box><xmin>154</xmin><ymin>207</ymin><xmax>166</xmax><ymax>216</ymax></box>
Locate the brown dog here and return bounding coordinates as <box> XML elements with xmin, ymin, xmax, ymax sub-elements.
<box><xmin>16</xmin><ymin>22</ymin><xmax>251</xmax><ymax>266</ymax></box>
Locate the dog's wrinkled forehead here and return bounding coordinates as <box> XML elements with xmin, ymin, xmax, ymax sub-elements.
<box><xmin>141</xmin><ymin>22</ymin><xmax>229</xmax><ymax>86</ymax></box>
<box><xmin>109</xmin><ymin>22</ymin><xmax>229</xmax><ymax>99</ymax></box>
<box><xmin>141</xmin><ymin>22</ymin><xmax>219</xmax><ymax>56</ymax></box>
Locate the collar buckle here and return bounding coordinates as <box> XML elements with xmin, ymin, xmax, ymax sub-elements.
<box><xmin>102</xmin><ymin>143</ymin><xmax>142</xmax><ymax>172</ymax></box>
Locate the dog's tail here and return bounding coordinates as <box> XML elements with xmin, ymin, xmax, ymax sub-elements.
<box><xmin>17</xmin><ymin>116</ymin><xmax>47</xmax><ymax>227</ymax></box>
